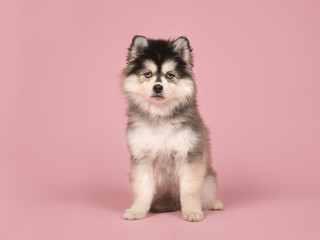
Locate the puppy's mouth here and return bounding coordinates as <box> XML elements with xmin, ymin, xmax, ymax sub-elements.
<box><xmin>151</xmin><ymin>94</ymin><xmax>165</xmax><ymax>100</ymax></box>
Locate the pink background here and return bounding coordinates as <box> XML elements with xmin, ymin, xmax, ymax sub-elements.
<box><xmin>1</xmin><ymin>0</ymin><xmax>319</xmax><ymax>239</ymax></box>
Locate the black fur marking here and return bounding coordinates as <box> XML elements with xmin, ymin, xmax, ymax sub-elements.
<box><xmin>155</xmin><ymin>72</ymin><xmax>162</xmax><ymax>82</ymax></box>
<box><xmin>126</xmin><ymin>38</ymin><xmax>193</xmax><ymax>79</ymax></box>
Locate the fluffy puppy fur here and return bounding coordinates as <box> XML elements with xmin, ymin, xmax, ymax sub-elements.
<box><xmin>121</xmin><ymin>36</ymin><xmax>223</xmax><ymax>222</ymax></box>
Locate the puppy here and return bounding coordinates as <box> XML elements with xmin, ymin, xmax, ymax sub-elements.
<box><xmin>121</xmin><ymin>36</ymin><xmax>223</xmax><ymax>221</ymax></box>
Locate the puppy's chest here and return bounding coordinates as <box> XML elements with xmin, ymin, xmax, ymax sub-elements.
<box><xmin>127</xmin><ymin>121</ymin><xmax>198</xmax><ymax>159</ymax></box>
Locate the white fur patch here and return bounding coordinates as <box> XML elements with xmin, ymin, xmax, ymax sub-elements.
<box><xmin>127</xmin><ymin>119</ymin><xmax>199</xmax><ymax>160</ymax></box>
<box><xmin>143</xmin><ymin>60</ymin><xmax>157</xmax><ymax>73</ymax></box>
<box><xmin>161</xmin><ymin>60</ymin><xmax>177</xmax><ymax>74</ymax></box>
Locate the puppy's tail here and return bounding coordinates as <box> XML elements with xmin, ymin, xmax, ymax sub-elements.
<box><xmin>150</xmin><ymin>195</ymin><xmax>180</xmax><ymax>213</ymax></box>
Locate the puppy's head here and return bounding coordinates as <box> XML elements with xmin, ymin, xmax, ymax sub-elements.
<box><xmin>122</xmin><ymin>36</ymin><xmax>196</xmax><ymax>117</ymax></box>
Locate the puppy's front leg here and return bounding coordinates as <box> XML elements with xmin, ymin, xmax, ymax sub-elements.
<box><xmin>123</xmin><ymin>164</ymin><xmax>155</xmax><ymax>220</ymax></box>
<box><xmin>179</xmin><ymin>162</ymin><xmax>206</xmax><ymax>222</ymax></box>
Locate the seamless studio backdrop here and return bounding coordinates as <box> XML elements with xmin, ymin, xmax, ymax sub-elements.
<box><xmin>0</xmin><ymin>0</ymin><xmax>319</xmax><ymax>239</ymax></box>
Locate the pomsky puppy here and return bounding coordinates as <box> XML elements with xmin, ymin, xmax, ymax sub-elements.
<box><xmin>121</xmin><ymin>36</ymin><xmax>223</xmax><ymax>222</ymax></box>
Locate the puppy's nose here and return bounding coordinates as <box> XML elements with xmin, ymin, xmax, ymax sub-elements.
<box><xmin>153</xmin><ymin>84</ymin><xmax>163</xmax><ymax>93</ymax></box>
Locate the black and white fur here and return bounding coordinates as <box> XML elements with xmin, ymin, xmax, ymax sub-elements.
<box><xmin>122</xmin><ymin>36</ymin><xmax>223</xmax><ymax>222</ymax></box>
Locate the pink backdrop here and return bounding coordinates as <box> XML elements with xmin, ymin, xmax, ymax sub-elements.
<box><xmin>1</xmin><ymin>0</ymin><xmax>319</xmax><ymax>239</ymax></box>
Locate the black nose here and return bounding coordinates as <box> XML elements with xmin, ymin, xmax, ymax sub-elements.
<box><xmin>153</xmin><ymin>84</ymin><xmax>163</xmax><ymax>93</ymax></box>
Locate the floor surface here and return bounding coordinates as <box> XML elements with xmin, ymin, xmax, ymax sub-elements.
<box><xmin>2</xmin><ymin>188</ymin><xmax>319</xmax><ymax>240</ymax></box>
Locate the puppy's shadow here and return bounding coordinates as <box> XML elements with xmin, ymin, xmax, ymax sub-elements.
<box><xmin>53</xmin><ymin>179</ymin><xmax>269</xmax><ymax>220</ymax></box>
<box><xmin>218</xmin><ymin>180</ymin><xmax>270</xmax><ymax>210</ymax></box>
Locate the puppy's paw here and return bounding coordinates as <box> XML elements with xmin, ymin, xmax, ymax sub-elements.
<box><xmin>182</xmin><ymin>210</ymin><xmax>204</xmax><ymax>222</ymax></box>
<box><xmin>123</xmin><ymin>209</ymin><xmax>147</xmax><ymax>220</ymax></box>
<box><xmin>208</xmin><ymin>199</ymin><xmax>224</xmax><ymax>210</ymax></box>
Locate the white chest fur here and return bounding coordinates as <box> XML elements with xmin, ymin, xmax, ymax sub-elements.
<box><xmin>127</xmin><ymin>120</ymin><xmax>198</xmax><ymax>160</ymax></box>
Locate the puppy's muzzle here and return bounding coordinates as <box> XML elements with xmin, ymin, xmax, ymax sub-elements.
<box><xmin>153</xmin><ymin>84</ymin><xmax>163</xmax><ymax>94</ymax></box>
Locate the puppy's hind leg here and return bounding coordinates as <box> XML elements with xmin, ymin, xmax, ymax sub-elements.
<box><xmin>201</xmin><ymin>174</ymin><xmax>224</xmax><ymax>210</ymax></box>
<box><xmin>123</xmin><ymin>164</ymin><xmax>155</xmax><ymax>220</ymax></box>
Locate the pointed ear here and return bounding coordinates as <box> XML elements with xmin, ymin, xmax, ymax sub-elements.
<box><xmin>172</xmin><ymin>37</ymin><xmax>192</xmax><ymax>65</ymax></box>
<box><xmin>128</xmin><ymin>35</ymin><xmax>148</xmax><ymax>61</ymax></box>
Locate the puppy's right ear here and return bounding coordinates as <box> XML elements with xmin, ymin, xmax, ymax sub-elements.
<box><xmin>128</xmin><ymin>35</ymin><xmax>148</xmax><ymax>62</ymax></box>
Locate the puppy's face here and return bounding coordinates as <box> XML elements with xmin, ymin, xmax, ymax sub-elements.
<box><xmin>122</xmin><ymin>36</ymin><xmax>196</xmax><ymax>112</ymax></box>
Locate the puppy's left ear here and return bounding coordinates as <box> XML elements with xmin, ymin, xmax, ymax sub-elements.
<box><xmin>172</xmin><ymin>37</ymin><xmax>193</xmax><ymax>65</ymax></box>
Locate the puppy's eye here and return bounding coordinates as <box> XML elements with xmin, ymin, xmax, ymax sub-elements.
<box><xmin>144</xmin><ymin>72</ymin><xmax>152</xmax><ymax>78</ymax></box>
<box><xmin>166</xmin><ymin>73</ymin><xmax>174</xmax><ymax>79</ymax></box>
